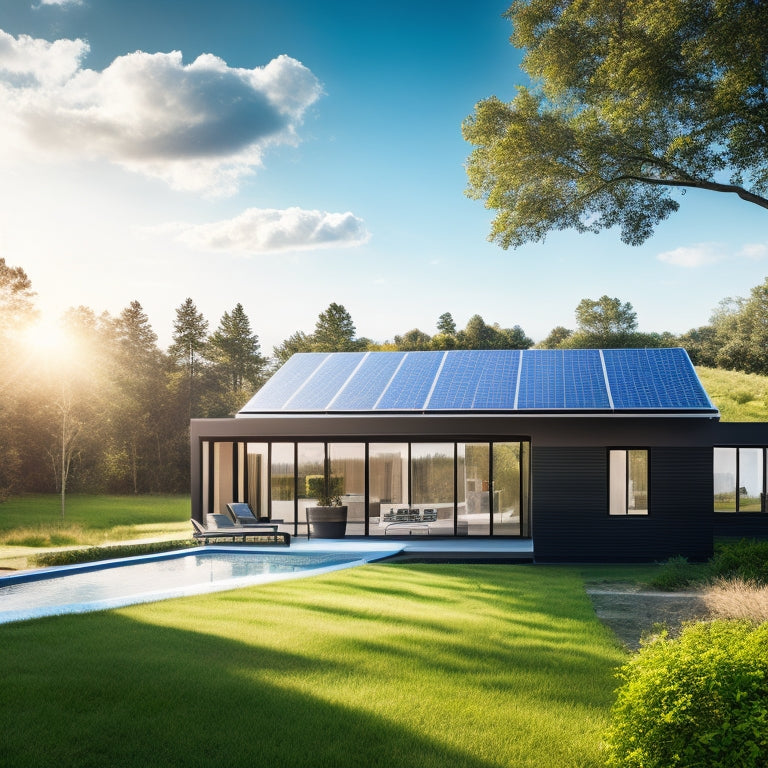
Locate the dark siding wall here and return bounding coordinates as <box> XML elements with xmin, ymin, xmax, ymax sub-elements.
<box><xmin>713</xmin><ymin>514</ymin><xmax>768</xmax><ymax>539</ymax></box>
<box><xmin>533</xmin><ymin>447</ymin><xmax>713</xmax><ymax>562</ymax></box>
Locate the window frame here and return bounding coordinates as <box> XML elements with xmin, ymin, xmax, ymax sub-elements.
<box><xmin>608</xmin><ymin>448</ymin><xmax>650</xmax><ymax>516</ymax></box>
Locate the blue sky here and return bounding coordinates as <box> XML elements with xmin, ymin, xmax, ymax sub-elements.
<box><xmin>1</xmin><ymin>0</ymin><xmax>767</xmax><ymax>353</ymax></box>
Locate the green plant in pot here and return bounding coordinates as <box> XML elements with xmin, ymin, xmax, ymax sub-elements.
<box><xmin>305</xmin><ymin>473</ymin><xmax>348</xmax><ymax>538</ymax></box>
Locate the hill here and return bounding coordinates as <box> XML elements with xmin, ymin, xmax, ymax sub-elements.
<box><xmin>696</xmin><ymin>367</ymin><xmax>768</xmax><ymax>422</ymax></box>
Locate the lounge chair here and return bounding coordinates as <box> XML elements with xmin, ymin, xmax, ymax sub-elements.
<box><xmin>190</xmin><ymin>515</ymin><xmax>290</xmax><ymax>545</ymax></box>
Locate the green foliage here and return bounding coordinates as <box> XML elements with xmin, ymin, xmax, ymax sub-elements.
<box><xmin>305</xmin><ymin>474</ymin><xmax>343</xmax><ymax>505</ymax></box>
<box><xmin>647</xmin><ymin>555</ymin><xmax>695</xmax><ymax>591</ymax></box>
<box><xmin>32</xmin><ymin>539</ymin><xmax>195</xmax><ymax>567</ymax></box>
<box><xmin>606</xmin><ymin>620</ymin><xmax>768</xmax><ymax>768</ymax></box>
<box><xmin>695</xmin><ymin>366</ymin><xmax>768</xmax><ymax>421</ymax></box>
<box><xmin>464</xmin><ymin>0</ymin><xmax>768</xmax><ymax>248</ymax></box>
<box><xmin>710</xmin><ymin>539</ymin><xmax>768</xmax><ymax>585</ymax></box>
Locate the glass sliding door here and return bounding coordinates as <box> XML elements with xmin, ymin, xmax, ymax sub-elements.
<box><xmin>329</xmin><ymin>443</ymin><xmax>366</xmax><ymax>535</ymax></box>
<box><xmin>270</xmin><ymin>443</ymin><xmax>295</xmax><ymax>526</ymax></box>
<box><xmin>297</xmin><ymin>443</ymin><xmax>325</xmax><ymax>532</ymax></box>
<box><xmin>212</xmin><ymin>441</ymin><xmax>234</xmax><ymax>518</ymax></box>
<box><xmin>246</xmin><ymin>443</ymin><xmax>268</xmax><ymax>519</ymax></box>
<box><xmin>458</xmin><ymin>443</ymin><xmax>490</xmax><ymax>535</ymax></box>
<box><xmin>493</xmin><ymin>442</ymin><xmax>523</xmax><ymax>535</ymax></box>
<box><xmin>411</xmin><ymin>443</ymin><xmax>454</xmax><ymax>535</ymax></box>
<box><xmin>368</xmin><ymin>443</ymin><xmax>408</xmax><ymax>537</ymax></box>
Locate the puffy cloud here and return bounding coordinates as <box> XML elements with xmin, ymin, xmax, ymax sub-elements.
<box><xmin>175</xmin><ymin>207</ymin><xmax>371</xmax><ymax>254</ymax></box>
<box><xmin>37</xmin><ymin>0</ymin><xmax>83</xmax><ymax>6</ymax></box>
<box><xmin>656</xmin><ymin>243</ymin><xmax>724</xmax><ymax>267</ymax></box>
<box><xmin>657</xmin><ymin>242</ymin><xmax>768</xmax><ymax>268</ymax></box>
<box><xmin>0</xmin><ymin>29</ymin><xmax>322</xmax><ymax>193</ymax></box>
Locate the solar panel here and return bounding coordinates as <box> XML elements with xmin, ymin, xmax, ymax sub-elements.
<box><xmin>285</xmin><ymin>352</ymin><xmax>366</xmax><ymax>410</ymax></box>
<box><xmin>602</xmin><ymin>348</ymin><xmax>713</xmax><ymax>410</ymax></box>
<box><xmin>427</xmin><ymin>350</ymin><xmax>520</xmax><ymax>409</ymax></box>
<box><xmin>517</xmin><ymin>349</ymin><xmax>610</xmax><ymax>409</ymax></box>
<box><xmin>375</xmin><ymin>352</ymin><xmax>445</xmax><ymax>410</ymax></box>
<box><xmin>238</xmin><ymin>353</ymin><xmax>329</xmax><ymax>412</ymax></box>
<box><xmin>329</xmin><ymin>352</ymin><xmax>406</xmax><ymax>410</ymax></box>
<box><xmin>237</xmin><ymin>348</ymin><xmax>717</xmax><ymax>416</ymax></box>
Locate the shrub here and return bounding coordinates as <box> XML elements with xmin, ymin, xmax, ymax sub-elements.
<box><xmin>648</xmin><ymin>555</ymin><xmax>693</xmax><ymax>591</ymax></box>
<box><xmin>32</xmin><ymin>540</ymin><xmax>195</xmax><ymax>568</ymax></box>
<box><xmin>710</xmin><ymin>539</ymin><xmax>768</xmax><ymax>584</ymax></box>
<box><xmin>605</xmin><ymin>620</ymin><xmax>768</xmax><ymax>768</ymax></box>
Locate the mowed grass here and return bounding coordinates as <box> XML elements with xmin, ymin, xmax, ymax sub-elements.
<box><xmin>0</xmin><ymin>563</ymin><xmax>626</xmax><ymax>768</ymax></box>
<box><xmin>0</xmin><ymin>494</ymin><xmax>190</xmax><ymax>547</ymax></box>
<box><xmin>696</xmin><ymin>366</ymin><xmax>768</xmax><ymax>421</ymax></box>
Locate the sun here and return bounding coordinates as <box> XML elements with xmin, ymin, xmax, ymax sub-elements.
<box><xmin>20</xmin><ymin>316</ymin><xmax>75</xmax><ymax>358</ymax></box>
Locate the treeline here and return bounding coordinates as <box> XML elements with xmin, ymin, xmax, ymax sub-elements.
<box><xmin>3</xmin><ymin>255</ymin><xmax>768</xmax><ymax>500</ymax></box>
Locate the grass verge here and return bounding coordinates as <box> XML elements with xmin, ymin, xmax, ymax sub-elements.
<box><xmin>0</xmin><ymin>493</ymin><xmax>190</xmax><ymax>547</ymax></box>
<box><xmin>0</xmin><ymin>563</ymin><xmax>626</xmax><ymax>768</ymax></box>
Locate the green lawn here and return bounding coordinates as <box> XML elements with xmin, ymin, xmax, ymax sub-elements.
<box><xmin>0</xmin><ymin>493</ymin><xmax>190</xmax><ymax>547</ymax></box>
<box><xmin>0</xmin><ymin>563</ymin><xmax>627</xmax><ymax>768</ymax></box>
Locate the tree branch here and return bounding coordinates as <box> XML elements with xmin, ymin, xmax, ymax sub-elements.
<box><xmin>611</xmin><ymin>174</ymin><xmax>768</xmax><ymax>208</ymax></box>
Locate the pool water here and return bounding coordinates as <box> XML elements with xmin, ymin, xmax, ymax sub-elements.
<box><xmin>0</xmin><ymin>549</ymin><xmax>368</xmax><ymax>624</ymax></box>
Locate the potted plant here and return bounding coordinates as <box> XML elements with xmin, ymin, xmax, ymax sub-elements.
<box><xmin>305</xmin><ymin>473</ymin><xmax>348</xmax><ymax>538</ymax></box>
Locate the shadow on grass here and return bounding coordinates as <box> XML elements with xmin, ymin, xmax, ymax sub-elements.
<box><xmin>1</xmin><ymin>611</ymin><xmax>498</xmax><ymax>768</ymax></box>
<box><xmin>0</xmin><ymin>562</ymin><xmax>624</xmax><ymax>768</ymax></box>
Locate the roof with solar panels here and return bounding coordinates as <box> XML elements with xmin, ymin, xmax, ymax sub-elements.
<box><xmin>237</xmin><ymin>348</ymin><xmax>718</xmax><ymax>417</ymax></box>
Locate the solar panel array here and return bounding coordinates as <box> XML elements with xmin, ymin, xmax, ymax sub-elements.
<box><xmin>237</xmin><ymin>348</ymin><xmax>717</xmax><ymax>415</ymax></box>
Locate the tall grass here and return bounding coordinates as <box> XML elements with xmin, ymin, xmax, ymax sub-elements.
<box><xmin>0</xmin><ymin>563</ymin><xmax>626</xmax><ymax>768</ymax></box>
<box><xmin>696</xmin><ymin>366</ymin><xmax>768</xmax><ymax>421</ymax></box>
<box><xmin>704</xmin><ymin>578</ymin><xmax>768</xmax><ymax>622</ymax></box>
<box><xmin>0</xmin><ymin>494</ymin><xmax>190</xmax><ymax>546</ymax></box>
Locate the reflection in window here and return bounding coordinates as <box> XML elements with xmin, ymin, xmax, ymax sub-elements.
<box><xmin>297</xmin><ymin>443</ymin><xmax>324</xmax><ymax>525</ymax></box>
<box><xmin>271</xmin><ymin>443</ymin><xmax>295</xmax><ymax>523</ymax></box>
<box><xmin>610</xmin><ymin>450</ymin><xmax>649</xmax><ymax>515</ymax></box>
<box><xmin>368</xmin><ymin>444</ymin><xmax>408</xmax><ymax>537</ymax></box>
<box><xmin>458</xmin><ymin>443</ymin><xmax>490</xmax><ymax>535</ymax></box>
<box><xmin>330</xmin><ymin>443</ymin><xmax>366</xmax><ymax>533</ymax></box>
<box><xmin>714</xmin><ymin>447</ymin><xmax>766</xmax><ymax>513</ymax></box>
<box><xmin>246</xmin><ymin>443</ymin><xmax>268</xmax><ymax>519</ymax></box>
<box><xmin>739</xmin><ymin>448</ymin><xmax>763</xmax><ymax>511</ymax></box>
<box><xmin>713</xmin><ymin>448</ymin><xmax>737</xmax><ymax>512</ymax></box>
<box><xmin>494</xmin><ymin>443</ymin><xmax>524</xmax><ymax>535</ymax></box>
<box><xmin>411</xmin><ymin>443</ymin><xmax>454</xmax><ymax>536</ymax></box>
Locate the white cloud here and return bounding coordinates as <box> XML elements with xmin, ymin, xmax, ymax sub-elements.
<box><xmin>657</xmin><ymin>241</ymin><xmax>768</xmax><ymax>268</ymax></box>
<box><xmin>0</xmin><ymin>29</ymin><xmax>322</xmax><ymax>193</ymax></box>
<box><xmin>738</xmin><ymin>243</ymin><xmax>768</xmax><ymax>260</ymax></box>
<box><xmin>173</xmin><ymin>207</ymin><xmax>370</xmax><ymax>254</ymax></box>
<box><xmin>36</xmin><ymin>0</ymin><xmax>83</xmax><ymax>6</ymax></box>
<box><xmin>657</xmin><ymin>243</ymin><xmax>724</xmax><ymax>267</ymax></box>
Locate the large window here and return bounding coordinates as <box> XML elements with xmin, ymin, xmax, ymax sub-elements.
<box><xmin>714</xmin><ymin>447</ymin><xmax>766</xmax><ymax>513</ymax></box>
<box><xmin>609</xmin><ymin>450</ymin><xmax>649</xmax><ymax>515</ymax></box>
<box><xmin>203</xmin><ymin>438</ymin><xmax>532</xmax><ymax>537</ymax></box>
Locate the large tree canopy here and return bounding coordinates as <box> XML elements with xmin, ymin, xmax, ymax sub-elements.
<box><xmin>464</xmin><ymin>0</ymin><xmax>768</xmax><ymax>247</ymax></box>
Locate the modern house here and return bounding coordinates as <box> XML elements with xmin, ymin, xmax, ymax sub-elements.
<box><xmin>190</xmin><ymin>348</ymin><xmax>768</xmax><ymax>561</ymax></box>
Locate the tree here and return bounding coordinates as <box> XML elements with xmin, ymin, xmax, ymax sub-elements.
<box><xmin>436</xmin><ymin>312</ymin><xmax>456</xmax><ymax>335</ymax></box>
<box><xmin>168</xmin><ymin>298</ymin><xmax>209</xmax><ymax>418</ymax></box>
<box><xmin>464</xmin><ymin>0</ymin><xmax>768</xmax><ymax>248</ymax></box>
<box><xmin>312</xmin><ymin>303</ymin><xmax>366</xmax><ymax>352</ymax></box>
<box><xmin>575</xmin><ymin>296</ymin><xmax>637</xmax><ymax>338</ymax></box>
<box><xmin>457</xmin><ymin>314</ymin><xmax>533</xmax><ymax>350</ymax></box>
<box><xmin>208</xmin><ymin>303</ymin><xmax>266</xmax><ymax>402</ymax></box>
<box><xmin>0</xmin><ymin>257</ymin><xmax>36</xmax><ymax>337</ymax></box>
<box><xmin>538</xmin><ymin>325</ymin><xmax>573</xmax><ymax>349</ymax></box>
<box><xmin>394</xmin><ymin>328</ymin><xmax>433</xmax><ymax>351</ymax></box>
<box><xmin>272</xmin><ymin>330</ymin><xmax>314</xmax><ymax>367</ymax></box>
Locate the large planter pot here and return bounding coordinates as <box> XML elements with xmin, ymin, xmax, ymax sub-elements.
<box><xmin>306</xmin><ymin>506</ymin><xmax>348</xmax><ymax>539</ymax></box>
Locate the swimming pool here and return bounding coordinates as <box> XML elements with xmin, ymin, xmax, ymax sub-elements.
<box><xmin>0</xmin><ymin>547</ymin><xmax>389</xmax><ymax>624</ymax></box>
